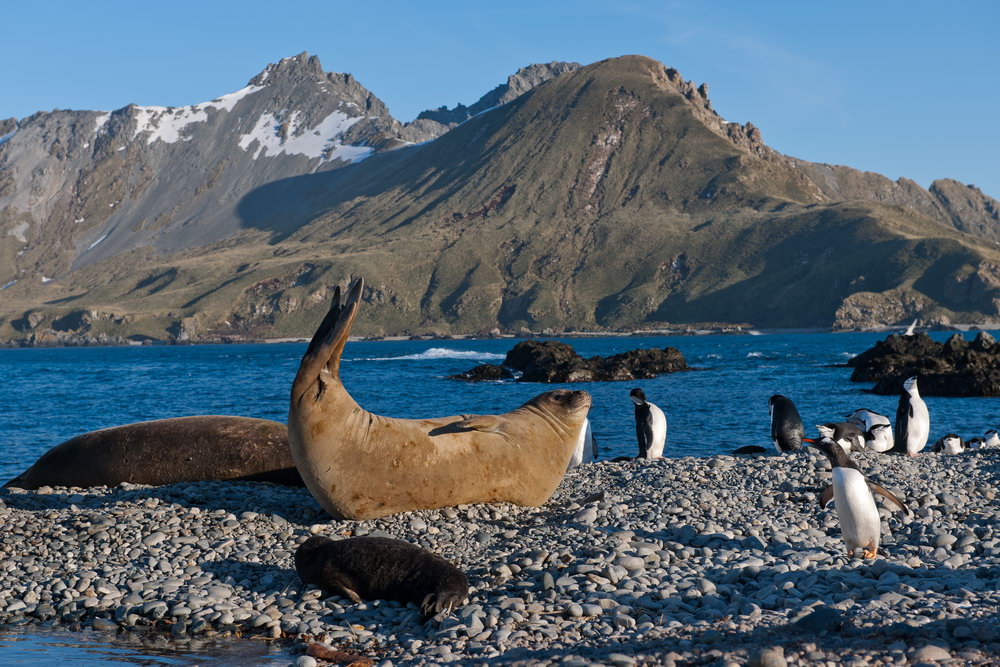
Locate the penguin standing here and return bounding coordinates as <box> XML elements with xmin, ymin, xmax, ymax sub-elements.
<box><xmin>768</xmin><ymin>395</ymin><xmax>803</xmax><ymax>452</ymax></box>
<box><xmin>893</xmin><ymin>376</ymin><xmax>930</xmax><ymax>456</ymax></box>
<box><xmin>931</xmin><ymin>434</ymin><xmax>965</xmax><ymax>455</ymax></box>
<box><xmin>984</xmin><ymin>430</ymin><xmax>999</xmax><ymax>448</ymax></box>
<box><xmin>809</xmin><ymin>438</ymin><xmax>911</xmax><ymax>558</ymax></box>
<box><xmin>629</xmin><ymin>388</ymin><xmax>666</xmax><ymax>459</ymax></box>
<box><xmin>846</xmin><ymin>408</ymin><xmax>894</xmax><ymax>451</ymax></box>
<box><xmin>567</xmin><ymin>418</ymin><xmax>597</xmax><ymax>468</ymax></box>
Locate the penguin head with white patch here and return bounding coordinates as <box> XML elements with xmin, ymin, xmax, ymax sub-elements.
<box><xmin>902</xmin><ymin>376</ymin><xmax>919</xmax><ymax>394</ymax></box>
<box><xmin>629</xmin><ymin>388</ymin><xmax>647</xmax><ymax>407</ymax></box>
<box><xmin>806</xmin><ymin>436</ymin><xmax>855</xmax><ymax>469</ymax></box>
<box><xmin>815</xmin><ymin>424</ymin><xmax>836</xmax><ymax>439</ymax></box>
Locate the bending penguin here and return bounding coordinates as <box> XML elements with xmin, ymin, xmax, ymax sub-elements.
<box><xmin>893</xmin><ymin>376</ymin><xmax>929</xmax><ymax>456</ymax></box>
<box><xmin>567</xmin><ymin>418</ymin><xmax>597</xmax><ymax>468</ymax></box>
<box><xmin>809</xmin><ymin>437</ymin><xmax>912</xmax><ymax>558</ymax></box>
<box><xmin>769</xmin><ymin>395</ymin><xmax>803</xmax><ymax>452</ymax></box>
<box><xmin>630</xmin><ymin>388</ymin><xmax>666</xmax><ymax>459</ymax></box>
<box><xmin>846</xmin><ymin>408</ymin><xmax>894</xmax><ymax>451</ymax></box>
<box><xmin>863</xmin><ymin>423</ymin><xmax>894</xmax><ymax>453</ymax></box>
<box><xmin>815</xmin><ymin>422</ymin><xmax>865</xmax><ymax>453</ymax></box>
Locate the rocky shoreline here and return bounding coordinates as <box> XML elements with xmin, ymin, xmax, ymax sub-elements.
<box><xmin>1</xmin><ymin>448</ymin><xmax>998</xmax><ymax>665</ymax></box>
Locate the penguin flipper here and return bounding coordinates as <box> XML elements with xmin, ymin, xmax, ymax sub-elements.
<box><xmin>867</xmin><ymin>482</ymin><xmax>911</xmax><ymax>516</ymax></box>
<box><xmin>819</xmin><ymin>485</ymin><xmax>834</xmax><ymax>509</ymax></box>
<box><xmin>640</xmin><ymin>421</ymin><xmax>655</xmax><ymax>458</ymax></box>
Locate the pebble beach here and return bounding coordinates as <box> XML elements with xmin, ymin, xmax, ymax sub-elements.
<box><xmin>1</xmin><ymin>447</ymin><xmax>998</xmax><ymax>666</ymax></box>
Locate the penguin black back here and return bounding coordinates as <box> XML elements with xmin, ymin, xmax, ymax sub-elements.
<box><xmin>769</xmin><ymin>394</ymin><xmax>803</xmax><ymax>452</ymax></box>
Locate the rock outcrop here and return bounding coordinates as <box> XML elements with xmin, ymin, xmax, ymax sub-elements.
<box><xmin>847</xmin><ymin>332</ymin><xmax>1000</xmax><ymax>396</ymax></box>
<box><xmin>453</xmin><ymin>339</ymin><xmax>690</xmax><ymax>383</ymax></box>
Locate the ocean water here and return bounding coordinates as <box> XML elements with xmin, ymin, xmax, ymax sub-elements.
<box><xmin>3</xmin><ymin>330</ymin><xmax>999</xmax><ymax>481</ymax></box>
<box><xmin>1</xmin><ymin>331</ymin><xmax>998</xmax><ymax>663</ymax></box>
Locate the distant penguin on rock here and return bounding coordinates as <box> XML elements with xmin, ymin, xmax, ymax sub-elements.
<box><xmin>769</xmin><ymin>395</ymin><xmax>803</xmax><ymax>452</ymax></box>
<box><xmin>846</xmin><ymin>408</ymin><xmax>894</xmax><ymax>451</ymax></box>
<box><xmin>567</xmin><ymin>418</ymin><xmax>597</xmax><ymax>468</ymax></box>
<box><xmin>630</xmin><ymin>388</ymin><xmax>666</xmax><ymax>459</ymax></box>
<box><xmin>966</xmin><ymin>437</ymin><xmax>985</xmax><ymax>450</ymax></box>
<box><xmin>931</xmin><ymin>433</ymin><xmax>965</xmax><ymax>455</ymax></box>
<box><xmin>808</xmin><ymin>437</ymin><xmax>911</xmax><ymax>559</ymax></box>
<box><xmin>984</xmin><ymin>430</ymin><xmax>1000</xmax><ymax>448</ymax></box>
<box><xmin>893</xmin><ymin>376</ymin><xmax>929</xmax><ymax>457</ymax></box>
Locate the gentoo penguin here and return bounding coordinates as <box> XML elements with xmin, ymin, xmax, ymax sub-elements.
<box><xmin>815</xmin><ymin>422</ymin><xmax>865</xmax><ymax>453</ymax></box>
<box><xmin>931</xmin><ymin>434</ymin><xmax>965</xmax><ymax>455</ymax></box>
<box><xmin>768</xmin><ymin>395</ymin><xmax>803</xmax><ymax>452</ymax></box>
<box><xmin>809</xmin><ymin>438</ymin><xmax>911</xmax><ymax>559</ymax></box>
<box><xmin>985</xmin><ymin>430</ymin><xmax>1000</xmax><ymax>448</ymax></box>
<box><xmin>863</xmin><ymin>423</ymin><xmax>894</xmax><ymax>453</ymax></box>
<box><xmin>845</xmin><ymin>408</ymin><xmax>894</xmax><ymax>451</ymax></box>
<box><xmin>630</xmin><ymin>388</ymin><xmax>666</xmax><ymax>459</ymax></box>
<box><xmin>893</xmin><ymin>376</ymin><xmax>930</xmax><ymax>457</ymax></box>
<box><xmin>567</xmin><ymin>418</ymin><xmax>597</xmax><ymax>468</ymax></box>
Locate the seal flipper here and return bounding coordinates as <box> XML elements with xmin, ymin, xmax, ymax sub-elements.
<box><xmin>867</xmin><ymin>482</ymin><xmax>911</xmax><ymax>515</ymax></box>
<box><xmin>304</xmin><ymin>285</ymin><xmax>342</xmax><ymax>358</ymax></box>
<box><xmin>420</xmin><ymin>591</ymin><xmax>465</xmax><ymax>619</ymax></box>
<box><xmin>292</xmin><ymin>278</ymin><xmax>364</xmax><ymax>402</ymax></box>
<box><xmin>455</xmin><ymin>415</ymin><xmax>502</xmax><ymax>433</ymax></box>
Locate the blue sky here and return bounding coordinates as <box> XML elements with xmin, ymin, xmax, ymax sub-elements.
<box><xmin>5</xmin><ymin>1</ymin><xmax>999</xmax><ymax>198</ymax></box>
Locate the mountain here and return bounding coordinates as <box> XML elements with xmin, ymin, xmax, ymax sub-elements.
<box><xmin>2</xmin><ymin>54</ymin><xmax>999</xmax><ymax>345</ymax></box>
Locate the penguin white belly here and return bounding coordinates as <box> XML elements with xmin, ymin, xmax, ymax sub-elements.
<box><xmin>567</xmin><ymin>419</ymin><xmax>593</xmax><ymax>468</ymax></box>
<box><xmin>646</xmin><ymin>404</ymin><xmax>666</xmax><ymax>458</ymax></box>
<box><xmin>906</xmin><ymin>398</ymin><xmax>930</xmax><ymax>455</ymax></box>
<box><xmin>867</xmin><ymin>432</ymin><xmax>893</xmax><ymax>453</ymax></box>
<box><xmin>832</xmin><ymin>468</ymin><xmax>880</xmax><ymax>554</ymax></box>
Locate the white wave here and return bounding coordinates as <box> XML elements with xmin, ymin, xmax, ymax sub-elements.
<box><xmin>356</xmin><ymin>347</ymin><xmax>506</xmax><ymax>362</ymax></box>
<box><xmin>747</xmin><ymin>351</ymin><xmax>765</xmax><ymax>358</ymax></box>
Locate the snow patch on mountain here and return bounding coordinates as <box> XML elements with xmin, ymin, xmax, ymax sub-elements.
<box><xmin>237</xmin><ymin>110</ymin><xmax>372</xmax><ymax>163</ymax></box>
<box><xmin>94</xmin><ymin>113</ymin><xmax>110</xmax><ymax>134</ymax></box>
<box><xmin>0</xmin><ymin>129</ymin><xmax>16</xmax><ymax>146</ymax></box>
<box><xmin>132</xmin><ymin>84</ymin><xmax>264</xmax><ymax>145</ymax></box>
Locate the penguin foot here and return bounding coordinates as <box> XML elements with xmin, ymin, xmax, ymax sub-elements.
<box><xmin>862</xmin><ymin>547</ymin><xmax>878</xmax><ymax>559</ymax></box>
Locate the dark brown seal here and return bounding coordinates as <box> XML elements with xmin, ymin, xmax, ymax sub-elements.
<box><xmin>4</xmin><ymin>416</ymin><xmax>302</xmax><ymax>489</ymax></box>
<box><xmin>295</xmin><ymin>535</ymin><xmax>468</xmax><ymax>619</ymax></box>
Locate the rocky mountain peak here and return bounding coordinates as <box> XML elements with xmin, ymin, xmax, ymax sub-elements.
<box><xmin>416</xmin><ymin>61</ymin><xmax>580</xmax><ymax>127</ymax></box>
<box><xmin>248</xmin><ymin>51</ymin><xmax>325</xmax><ymax>87</ymax></box>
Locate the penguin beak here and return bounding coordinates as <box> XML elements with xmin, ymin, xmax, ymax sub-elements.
<box><xmin>802</xmin><ymin>438</ymin><xmax>816</xmax><ymax>444</ymax></box>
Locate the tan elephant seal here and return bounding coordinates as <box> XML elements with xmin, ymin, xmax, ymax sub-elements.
<box><xmin>288</xmin><ymin>278</ymin><xmax>592</xmax><ymax>520</ymax></box>
<box><xmin>5</xmin><ymin>416</ymin><xmax>302</xmax><ymax>489</ymax></box>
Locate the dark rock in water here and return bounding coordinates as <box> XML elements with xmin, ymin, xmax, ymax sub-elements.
<box><xmin>733</xmin><ymin>445</ymin><xmax>769</xmax><ymax>455</ymax></box>
<box><xmin>847</xmin><ymin>332</ymin><xmax>1000</xmax><ymax>396</ymax></box>
<box><xmin>449</xmin><ymin>363</ymin><xmax>515</xmax><ymax>381</ymax></box>
<box><xmin>453</xmin><ymin>339</ymin><xmax>690</xmax><ymax>383</ymax></box>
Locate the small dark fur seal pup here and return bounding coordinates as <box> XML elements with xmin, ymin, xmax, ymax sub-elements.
<box><xmin>294</xmin><ymin>535</ymin><xmax>469</xmax><ymax>619</ymax></box>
